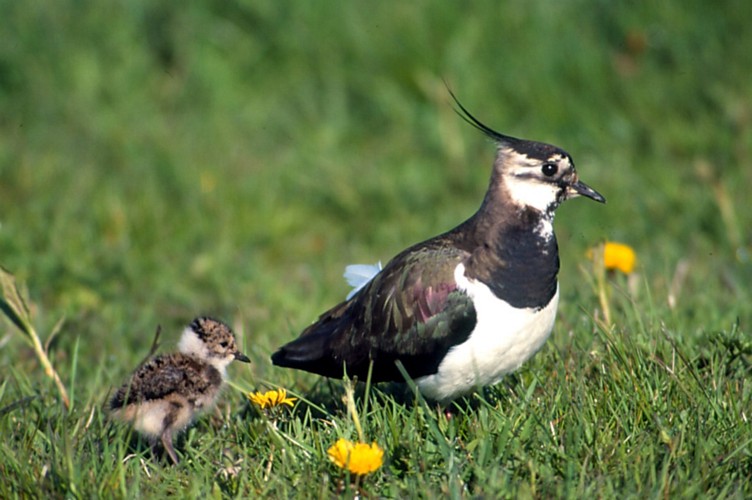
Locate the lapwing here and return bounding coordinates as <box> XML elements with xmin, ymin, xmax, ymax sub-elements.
<box><xmin>271</xmin><ymin>98</ymin><xmax>605</xmax><ymax>402</ymax></box>
<box><xmin>110</xmin><ymin>316</ymin><xmax>250</xmax><ymax>464</ymax></box>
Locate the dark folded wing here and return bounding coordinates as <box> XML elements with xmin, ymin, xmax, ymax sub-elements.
<box><xmin>271</xmin><ymin>244</ymin><xmax>476</xmax><ymax>381</ymax></box>
<box><xmin>109</xmin><ymin>354</ymin><xmax>215</xmax><ymax>409</ymax></box>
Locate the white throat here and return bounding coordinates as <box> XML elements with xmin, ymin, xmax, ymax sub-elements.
<box><xmin>504</xmin><ymin>175</ymin><xmax>561</xmax><ymax>213</ymax></box>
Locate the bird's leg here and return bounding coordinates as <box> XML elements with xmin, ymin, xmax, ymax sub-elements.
<box><xmin>161</xmin><ymin>430</ymin><xmax>180</xmax><ymax>465</ymax></box>
<box><xmin>150</xmin><ymin>439</ymin><xmax>160</xmax><ymax>463</ymax></box>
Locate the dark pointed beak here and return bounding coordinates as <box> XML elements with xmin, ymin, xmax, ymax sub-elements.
<box><xmin>568</xmin><ymin>179</ymin><xmax>606</xmax><ymax>203</ymax></box>
<box><xmin>234</xmin><ymin>352</ymin><xmax>251</xmax><ymax>363</ymax></box>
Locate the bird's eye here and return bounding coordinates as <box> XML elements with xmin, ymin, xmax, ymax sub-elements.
<box><xmin>541</xmin><ymin>162</ymin><xmax>558</xmax><ymax>177</ymax></box>
<box><xmin>219</xmin><ymin>341</ymin><xmax>229</xmax><ymax>348</ymax></box>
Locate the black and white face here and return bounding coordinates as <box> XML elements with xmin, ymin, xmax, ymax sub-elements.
<box><xmin>501</xmin><ymin>149</ymin><xmax>576</xmax><ymax>212</ymax></box>
<box><xmin>500</xmin><ymin>146</ymin><xmax>605</xmax><ymax>213</ymax></box>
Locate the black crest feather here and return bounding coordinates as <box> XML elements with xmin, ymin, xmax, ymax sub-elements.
<box><xmin>446</xmin><ymin>87</ymin><xmax>521</xmax><ymax>146</ymax></box>
<box><xmin>446</xmin><ymin>86</ymin><xmax>569</xmax><ymax>161</ymax></box>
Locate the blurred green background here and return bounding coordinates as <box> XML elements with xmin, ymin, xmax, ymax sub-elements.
<box><xmin>1</xmin><ymin>0</ymin><xmax>750</xmax><ymax>388</ymax></box>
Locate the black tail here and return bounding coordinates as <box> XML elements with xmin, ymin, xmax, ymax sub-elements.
<box><xmin>271</xmin><ymin>333</ymin><xmax>345</xmax><ymax>378</ymax></box>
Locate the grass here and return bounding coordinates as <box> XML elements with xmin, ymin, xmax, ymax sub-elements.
<box><xmin>1</xmin><ymin>0</ymin><xmax>751</xmax><ymax>496</ymax></box>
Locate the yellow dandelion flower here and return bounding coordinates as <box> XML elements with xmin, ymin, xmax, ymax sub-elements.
<box><xmin>247</xmin><ymin>388</ymin><xmax>297</xmax><ymax>409</ymax></box>
<box><xmin>603</xmin><ymin>242</ymin><xmax>637</xmax><ymax>274</ymax></box>
<box><xmin>327</xmin><ymin>438</ymin><xmax>384</xmax><ymax>476</ymax></box>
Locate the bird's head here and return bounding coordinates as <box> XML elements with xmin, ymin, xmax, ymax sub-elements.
<box><xmin>451</xmin><ymin>93</ymin><xmax>605</xmax><ymax>214</ymax></box>
<box><xmin>179</xmin><ymin>316</ymin><xmax>251</xmax><ymax>373</ymax></box>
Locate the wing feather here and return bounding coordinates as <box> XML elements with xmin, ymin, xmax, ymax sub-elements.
<box><xmin>271</xmin><ymin>244</ymin><xmax>476</xmax><ymax>381</ymax></box>
<box><xmin>110</xmin><ymin>354</ymin><xmax>213</xmax><ymax>409</ymax></box>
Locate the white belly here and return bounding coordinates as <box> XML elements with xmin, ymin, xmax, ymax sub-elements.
<box><xmin>416</xmin><ymin>263</ymin><xmax>559</xmax><ymax>402</ymax></box>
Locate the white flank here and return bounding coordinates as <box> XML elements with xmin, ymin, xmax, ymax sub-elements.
<box><xmin>127</xmin><ymin>399</ymin><xmax>195</xmax><ymax>438</ymax></box>
<box><xmin>132</xmin><ymin>400</ymin><xmax>176</xmax><ymax>437</ymax></box>
<box><xmin>416</xmin><ymin>263</ymin><xmax>559</xmax><ymax>402</ymax></box>
<box><xmin>344</xmin><ymin>261</ymin><xmax>383</xmax><ymax>300</ymax></box>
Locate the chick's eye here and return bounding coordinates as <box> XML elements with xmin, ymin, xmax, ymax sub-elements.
<box><xmin>219</xmin><ymin>341</ymin><xmax>229</xmax><ymax>348</ymax></box>
<box><xmin>541</xmin><ymin>162</ymin><xmax>558</xmax><ymax>177</ymax></box>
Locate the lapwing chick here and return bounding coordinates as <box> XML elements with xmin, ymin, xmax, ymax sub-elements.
<box><xmin>110</xmin><ymin>317</ymin><xmax>250</xmax><ymax>464</ymax></box>
<box><xmin>271</xmin><ymin>97</ymin><xmax>605</xmax><ymax>403</ymax></box>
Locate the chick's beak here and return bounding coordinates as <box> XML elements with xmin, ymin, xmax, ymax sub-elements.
<box><xmin>234</xmin><ymin>352</ymin><xmax>251</xmax><ymax>363</ymax></box>
<box><xmin>568</xmin><ymin>179</ymin><xmax>606</xmax><ymax>203</ymax></box>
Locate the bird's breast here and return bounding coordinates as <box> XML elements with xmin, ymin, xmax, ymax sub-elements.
<box><xmin>482</xmin><ymin>218</ymin><xmax>560</xmax><ymax>308</ymax></box>
<box><xmin>416</xmin><ymin>263</ymin><xmax>559</xmax><ymax>402</ymax></box>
